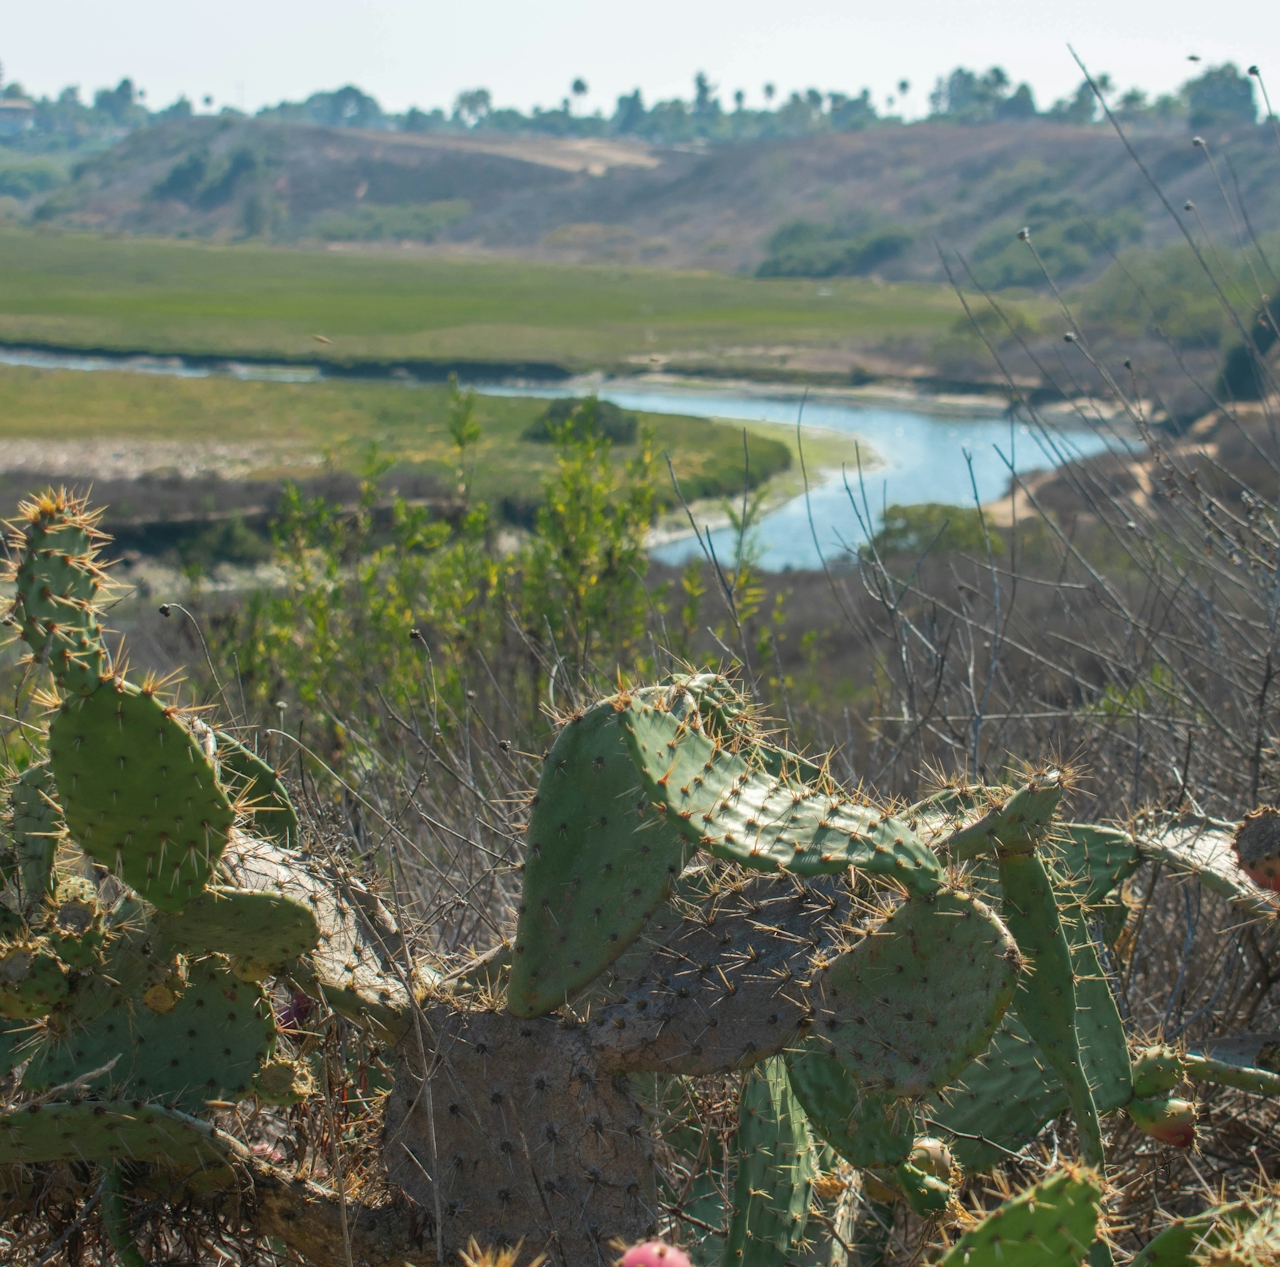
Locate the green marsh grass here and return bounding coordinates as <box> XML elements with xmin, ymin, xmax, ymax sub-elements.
<box><xmin>0</xmin><ymin>227</ymin><xmax>976</xmax><ymax>370</ymax></box>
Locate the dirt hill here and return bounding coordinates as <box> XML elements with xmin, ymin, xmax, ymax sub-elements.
<box><xmin>30</xmin><ymin>115</ymin><xmax>1280</xmax><ymax>282</ymax></box>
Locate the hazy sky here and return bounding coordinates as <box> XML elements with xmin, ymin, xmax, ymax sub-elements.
<box><xmin>5</xmin><ymin>0</ymin><xmax>1278</xmax><ymax>119</ymax></box>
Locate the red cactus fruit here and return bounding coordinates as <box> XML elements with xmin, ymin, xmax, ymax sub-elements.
<box><xmin>1127</xmin><ymin>1095</ymin><xmax>1196</xmax><ymax>1147</ymax></box>
<box><xmin>619</xmin><ymin>1242</ymin><xmax>693</xmax><ymax>1267</ymax></box>
<box><xmin>1233</xmin><ymin>807</ymin><xmax>1280</xmax><ymax>891</ymax></box>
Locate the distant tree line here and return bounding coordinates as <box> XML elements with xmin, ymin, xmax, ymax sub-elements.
<box><xmin>0</xmin><ymin>59</ymin><xmax>1264</xmax><ymax>157</ymax></box>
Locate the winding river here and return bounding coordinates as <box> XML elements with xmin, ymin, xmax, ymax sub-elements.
<box><xmin>0</xmin><ymin>347</ymin><xmax>1116</xmax><ymax>573</ymax></box>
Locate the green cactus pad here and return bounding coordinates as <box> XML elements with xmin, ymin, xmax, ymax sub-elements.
<box><xmin>785</xmin><ymin>1040</ymin><xmax>917</xmax><ymax>1168</ymax></box>
<box><xmin>938</xmin><ymin>772</ymin><xmax>1063</xmax><ymax>860</ymax></box>
<box><xmin>938</xmin><ymin>1168</ymin><xmax>1103</xmax><ymax>1267</ymax></box>
<box><xmin>895</xmin><ymin>1159</ymin><xmax>952</xmax><ymax>1219</ymax></box>
<box><xmin>0</xmin><ymin>938</ymin><xmax>68</xmax><ymax>1018</ymax></box>
<box><xmin>25</xmin><ymin>955</ymin><xmax>274</xmax><ymax>1111</ymax></box>
<box><xmin>998</xmin><ymin>851</ymin><xmax>1105</xmax><ymax>1166</ymax></box>
<box><xmin>1130</xmin><ymin>1206</ymin><xmax>1253</xmax><ymax>1267</ymax></box>
<box><xmin>1132</xmin><ymin>1046</ymin><xmax>1185</xmax><ymax>1099</ymax></box>
<box><xmin>810</xmin><ymin>889</ymin><xmax>1019</xmax><ymax>1098</ymax></box>
<box><xmin>155</xmin><ymin>885</ymin><xmax>320</xmax><ymax>971</ymax></box>
<box><xmin>617</xmin><ymin>699</ymin><xmax>941</xmax><ymax>893</ymax></box>
<box><xmin>214</xmin><ymin>732</ymin><xmax>299</xmax><ymax>849</ymax></box>
<box><xmin>1051</xmin><ymin>824</ymin><xmax>1141</xmax><ymax>905</ymax></box>
<box><xmin>48</xmin><ymin>682</ymin><xmax>234</xmax><ymax>913</ymax></box>
<box><xmin>0</xmin><ymin>1098</ymin><xmax>243</xmax><ymax>1168</ymax></box>
<box><xmin>1185</xmin><ymin>1036</ymin><xmax>1280</xmax><ymax>1097</ymax></box>
<box><xmin>6</xmin><ymin>489</ymin><xmax>112</xmax><ymax>698</ymax></box>
<box><xmin>509</xmin><ymin>696</ymin><xmax>690</xmax><ymax>1017</ymax></box>
<box><xmin>10</xmin><ymin>762</ymin><xmax>63</xmax><ymax>908</ymax></box>
<box><xmin>725</xmin><ymin>1055</ymin><xmax>817</xmax><ymax>1267</ymax></box>
<box><xmin>926</xmin><ymin>860</ymin><xmax>1129</xmax><ymax>1168</ymax></box>
<box><xmin>928</xmin><ymin>1012</ymin><xmax>1069</xmax><ymax>1169</ymax></box>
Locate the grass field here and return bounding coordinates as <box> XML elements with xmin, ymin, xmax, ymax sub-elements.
<box><xmin>0</xmin><ymin>228</ymin><xmax>979</xmax><ymax>372</ymax></box>
<box><xmin>0</xmin><ymin>363</ymin><xmax>796</xmax><ymax>509</ymax></box>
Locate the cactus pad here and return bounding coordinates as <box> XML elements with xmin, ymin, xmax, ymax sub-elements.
<box><xmin>785</xmin><ymin>1041</ymin><xmax>917</xmax><ymax>1168</ymax></box>
<box><xmin>1136</xmin><ymin>819</ymin><xmax>1278</xmax><ymax>919</ymax></box>
<box><xmin>810</xmin><ymin>889</ymin><xmax>1019</xmax><ymax>1097</ymax></box>
<box><xmin>0</xmin><ymin>938</ymin><xmax>68</xmax><ymax>1018</ymax></box>
<box><xmin>215</xmin><ymin>732</ymin><xmax>299</xmax><ymax>849</ymax></box>
<box><xmin>938</xmin><ymin>1167</ymin><xmax>1103</xmax><ymax>1267</ymax></box>
<box><xmin>939</xmin><ymin>773</ymin><xmax>1064</xmax><ymax>861</ymax></box>
<box><xmin>0</xmin><ymin>1098</ymin><xmax>242</xmax><ymax>1168</ymax></box>
<box><xmin>618</xmin><ymin>699</ymin><xmax>941</xmax><ymax>893</ymax></box>
<box><xmin>4</xmin><ymin>489</ymin><xmax>112</xmax><ymax>698</ymax></box>
<box><xmin>26</xmin><ymin>955</ymin><xmax>274</xmax><ymax>1111</ymax></box>
<box><xmin>1132</xmin><ymin>1046</ymin><xmax>1185</xmax><ymax>1099</ymax></box>
<box><xmin>509</xmin><ymin>697</ymin><xmax>690</xmax><ymax>1017</ymax></box>
<box><xmin>1185</xmin><ymin>1035</ymin><xmax>1280</xmax><ymax>1096</ymax></box>
<box><xmin>724</xmin><ymin>1055</ymin><xmax>816</xmax><ymax>1267</ymax></box>
<box><xmin>1052</xmin><ymin>824</ymin><xmax>1142</xmax><ymax>905</ymax></box>
<box><xmin>10</xmin><ymin>762</ymin><xmax>63</xmax><ymax>908</ymax></box>
<box><xmin>928</xmin><ymin>1012</ymin><xmax>1069</xmax><ymax>1169</ymax></box>
<box><xmin>895</xmin><ymin>1156</ymin><xmax>952</xmax><ymax>1219</ymax></box>
<box><xmin>49</xmin><ymin>682</ymin><xmax>235</xmax><ymax>912</ymax></box>
<box><xmin>253</xmin><ymin>1057</ymin><xmax>316</xmax><ymax>1105</ymax></box>
<box><xmin>998</xmin><ymin>851</ymin><xmax>1104</xmax><ymax>1165</ymax></box>
<box><xmin>156</xmin><ymin>885</ymin><xmax>320</xmax><ymax>972</ymax></box>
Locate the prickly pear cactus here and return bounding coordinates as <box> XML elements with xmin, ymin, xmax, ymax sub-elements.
<box><xmin>509</xmin><ymin>692</ymin><xmax>690</xmax><ymax>1016</ymax></box>
<box><xmin>809</xmin><ymin>889</ymin><xmax>1020</xmax><ymax>1098</ymax></box>
<box><xmin>785</xmin><ymin>1046</ymin><xmax>918</xmax><ymax>1168</ymax></box>
<box><xmin>724</xmin><ymin>1055</ymin><xmax>816</xmax><ymax>1267</ymax></box>
<box><xmin>938</xmin><ymin>1167</ymin><xmax>1104</xmax><ymax>1267</ymax></box>
<box><xmin>9</xmin><ymin>761</ymin><xmax>62</xmax><ymax>908</ymax></box>
<box><xmin>617</xmin><ymin>692</ymin><xmax>942</xmax><ymax>892</ymax></box>
<box><xmin>6</xmin><ymin>490</ymin><xmax>111</xmax><ymax>697</ymax></box>
<box><xmin>48</xmin><ymin>682</ymin><xmax>235</xmax><ymax>912</ymax></box>
<box><xmin>214</xmin><ymin>731</ymin><xmax>300</xmax><ymax>849</ymax></box>
<box><xmin>997</xmin><ymin>848</ymin><xmax>1105</xmax><ymax>1165</ymax></box>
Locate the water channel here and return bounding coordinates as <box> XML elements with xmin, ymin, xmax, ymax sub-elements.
<box><xmin>483</xmin><ymin>382</ymin><xmax>1118</xmax><ymax>572</ymax></box>
<box><xmin>0</xmin><ymin>346</ymin><xmax>1118</xmax><ymax>573</ymax></box>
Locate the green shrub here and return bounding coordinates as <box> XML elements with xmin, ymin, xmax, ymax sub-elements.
<box><xmin>870</xmin><ymin>502</ymin><xmax>1000</xmax><ymax>557</ymax></box>
<box><xmin>757</xmin><ymin>226</ymin><xmax>912</xmax><ymax>278</ymax></box>
<box><xmin>520</xmin><ymin>397</ymin><xmax>639</xmax><ymax>444</ymax></box>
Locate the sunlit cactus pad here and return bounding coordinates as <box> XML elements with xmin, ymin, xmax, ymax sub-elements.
<box><xmin>48</xmin><ymin>683</ymin><xmax>235</xmax><ymax>912</ymax></box>
<box><xmin>509</xmin><ymin>696</ymin><xmax>688</xmax><ymax>1017</ymax></box>
<box><xmin>214</xmin><ymin>731</ymin><xmax>299</xmax><ymax>849</ymax></box>
<box><xmin>5</xmin><ymin>490</ymin><xmax>111</xmax><ymax>698</ymax></box>
<box><xmin>618</xmin><ymin>698</ymin><xmax>941</xmax><ymax>892</ymax></box>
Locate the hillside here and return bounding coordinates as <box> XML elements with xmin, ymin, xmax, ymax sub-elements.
<box><xmin>25</xmin><ymin>115</ymin><xmax>1280</xmax><ymax>284</ymax></box>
